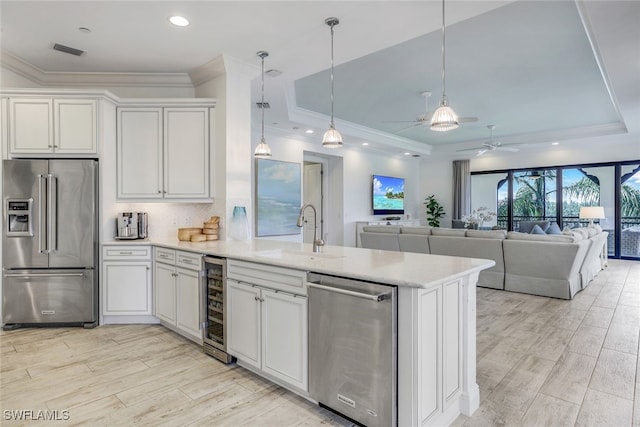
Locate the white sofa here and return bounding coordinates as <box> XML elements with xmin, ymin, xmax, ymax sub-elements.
<box><xmin>360</xmin><ymin>225</ymin><xmax>608</xmax><ymax>299</ymax></box>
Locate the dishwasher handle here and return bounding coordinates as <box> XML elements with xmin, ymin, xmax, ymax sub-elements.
<box><xmin>307</xmin><ymin>282</ymin><xmax>391</xmax><ymax>302</ymax></box>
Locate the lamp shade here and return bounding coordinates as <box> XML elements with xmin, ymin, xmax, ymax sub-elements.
<box><xmin>254</xmin><ymin>138</ymin><xmax>272</xmax><ymax>158</ymax></box>
<box><xmin>430</xmin><ymin>98</ymin><xmax>459</xmax><ymax>132</ymax></box>
<box><xmin>322</xmin><ymin>127</ymin><xmax>343</xmax><ymax>148</ymax></box>
<box><xmin>579</xmin><ymin>206</ymin><xmax>605</xmax><ymax>219</ymax></box>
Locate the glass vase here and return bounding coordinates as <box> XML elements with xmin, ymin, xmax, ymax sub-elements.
<box><xmin>229</xmin><ymin>206</ymin><xmax>250</xmax><ymax>240</ymax></box>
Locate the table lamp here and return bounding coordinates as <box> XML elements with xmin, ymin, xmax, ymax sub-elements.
<box><xmin>579</xmin><ymin>206</ymin><xmax>605</xmax><ymax>227</ymax></box>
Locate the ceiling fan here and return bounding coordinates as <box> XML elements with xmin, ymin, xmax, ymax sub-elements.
<box><xmin>384</xmin><ymin>92</ymin><xmax>478</xmax><ymax>134</ymax></box>
<box><xmin>456</xmin><ymin>125</ymin><xmax>521</xmax><ymax>156</ymax></box>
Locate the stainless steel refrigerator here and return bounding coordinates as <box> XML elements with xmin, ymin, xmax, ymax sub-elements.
<box><xmin>3</xmin><ymin>159</ymin><xmax>98</xmax><ymax>329</ymax></box>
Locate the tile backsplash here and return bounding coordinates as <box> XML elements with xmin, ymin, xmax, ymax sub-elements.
<box><xmin>112</xmin><ymin>203</ymin><xmax>222</xmax><ymax>239</ymax></box>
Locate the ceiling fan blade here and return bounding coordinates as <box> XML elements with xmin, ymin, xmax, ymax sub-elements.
<box><xmin>496</xmin><ymin>147</ymin><xmax>520</xmax><ymax>152</ymax></box>
<box><xmin>381</xmin><ymin>120</ymin><xmax>420</xmax><ymax>123</ymax></box>
<box><xmin>396</xmin><ymin>123</ymin><xmax>425</xmax><ymax>133</ymax></box>
<box><xmin>458</xmin><ymin>117</ymin><xmax>479</xmax><ymax>123</ymax></box>
<box><xmin>476</xmin><ymin>149</ymin><xmax>489</xmax><ymax>156</ymax></box>
<box><xmin>456</xmin><ymin>146</ymin><xmax>484</xmax><ymax>152</ymax></box>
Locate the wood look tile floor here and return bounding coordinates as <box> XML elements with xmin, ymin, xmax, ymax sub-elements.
<box><xmin>1</xmin><ymin>259</ymin><xmax>638</xmax><ymax>426</ymax></box>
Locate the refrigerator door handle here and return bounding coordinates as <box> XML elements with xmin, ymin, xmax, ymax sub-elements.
<box><xmin>47</xmin><ymin>174</ymin><xmax>57</xmax><ymax>253</ymax></box>
<box><xmin>37</xmin><ymin>174</ymin><xmax>47</xmax><ymax>253</ymax></box>
<box><xmin>4</xmin><ymin>272</ymin><xmax>85</xmax><ymax>278</ymax></box>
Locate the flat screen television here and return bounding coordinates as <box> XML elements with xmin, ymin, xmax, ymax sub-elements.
<box><xmin>372</xmin><ymin>174</ymin><xmax>405</xmax><ymax>215</ymax></box>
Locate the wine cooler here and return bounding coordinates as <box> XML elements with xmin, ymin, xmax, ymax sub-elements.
<box><xmin>202</xmin><ymin>256</ymin><xmax>234</xmax><ymax>363</ymax></box>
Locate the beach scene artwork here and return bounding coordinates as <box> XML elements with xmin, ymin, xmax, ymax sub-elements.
<box><xmin>256</xmin><ymin>159</ymin><xmax>302</xmax><ymax>237</ymax></box>
<box><xmin>373</xmin><ymin>175</ymin><xmax>404</xmax><ymax>211</ymax></box>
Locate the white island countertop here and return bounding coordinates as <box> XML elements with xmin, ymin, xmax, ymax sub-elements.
<box><xmin>104</xmin><ymin>238</ymin><xmax>494</xmax><ymax>289</ymax></box>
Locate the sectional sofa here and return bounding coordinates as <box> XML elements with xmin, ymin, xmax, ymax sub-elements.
<box><xmin>359</xmin><ymin>224</ymin><xmax>608</xmax><ymax>299</ymax></box>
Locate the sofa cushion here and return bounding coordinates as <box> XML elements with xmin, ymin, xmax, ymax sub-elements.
<box><xmin>362</xmin><ymin>226</ymin><xmax>401</xmax><ymax>234</ymax></box>
<box><xmin>546</xmin><ymin>222</ymin><xmax>562</xmax><ymax>235</ymax></box>
<box><xmin>572</xmin><ymin>228</ymin><xmax>590</xmax><ymax>240</ymax></box>
<box><xmin>431</xmin><ymin>228</ymin><xmax>467</xmax><ymax>237</ymax></box>
<box><xmin>585</xmin><ymin>227</ymin><xmax>598</xmax><ymax>238</ymax></box>
<box><xmin>507</xmin><ymin>231</ymin><xmax>576</xmax><ymax>243</ymax></box>
<box><xmin>519</xmin><ymin>220</ymin><xmax>550</xmax><ymax>233</ymax></box>
<box><xmin>530</xmin><ymin>224</ymin><xmax>546</xmax><ymax>235</ymax></box>
<box><xmin>591</xmin><ymin>224</ymin><xmax>603</xmax><ymax>233</ymax></box>
<box><xmin>400</xmin><ymin>226</ymin><xmax>432</xmax><ymax>235</ymax></box>
<box><xmin>466</xmin><ymin>229</ymin><xmax>507</xmax><ymax>239</ymax></box>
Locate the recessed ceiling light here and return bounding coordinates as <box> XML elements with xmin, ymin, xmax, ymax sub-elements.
<box><xmin>551</xmin><ymin>142</ymin><xmax>560</xmax><ymax>146</ymax></box>
<box><xmin>362</xmin><ymin>142</ymin><xmax>369</xmax><ymax>146</ymax></box>
<box><xmin>404</xmin><ymin>152</ymin><xmax>411</xmax><ymax>156</ymax></box>
<box><xmin>78</xmin><ymin>27</ymin><xmax>91</xmax><ymax>34</ymax></box>
<box><xmin>305</xmin><ymin>129</ymin><xmax>314</xmax><ymax>134</ymax></box>
<box><xmin>169</xmin><ymin>16</ymin><xmax>190</xmax><ymax>27</ymax></box>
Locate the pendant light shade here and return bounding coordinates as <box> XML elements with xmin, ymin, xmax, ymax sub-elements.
<box><xmin>431</xmin><ymin>0</ymin><xmax>459</xmax><ymax>132</ymax></box>
<box><xmin>254</xmin><ymin>51</ymin><xmax>272</xmax><ymax>159</ymax></box>
<box><xmin>322</xmin><ymin>17</ymin><xmax>343</xmax><ymax>148</ymax></box>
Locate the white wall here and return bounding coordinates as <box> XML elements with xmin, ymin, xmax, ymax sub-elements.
<box><xmin>258</xmin><ymin>129</ymin><xmax>422</xmax><ymax>247</ymax></box>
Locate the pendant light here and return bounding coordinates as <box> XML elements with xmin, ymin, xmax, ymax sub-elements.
<box><xmin>430</xmin><ymin>0</ymin><xmax>459</xmax><ymax>132</ymax></box>
<box><xmin>322</xmin><ymin>17</ymin><xmax>343</xmax><ymax>148</ymax></box>
<box><xmin>254</xmin><ymin>51</ymin><xmax>272</xmax><ymax>158</ymax></box>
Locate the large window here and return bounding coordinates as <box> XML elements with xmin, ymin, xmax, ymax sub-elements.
<box><xmin>621</xmin><ymin>163</ymin><xmax>640</xmax><ymax>258</ymax></box>
<box><xmin>471</xmin><ymin>160</ymin><xmax>639</xmax><ymax>260</ymax></box>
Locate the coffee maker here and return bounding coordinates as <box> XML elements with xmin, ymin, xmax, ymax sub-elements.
<box><xmin>116</xmin><ymin>212</ymin><xmax>148</xmax><ymax>239</ymax></box>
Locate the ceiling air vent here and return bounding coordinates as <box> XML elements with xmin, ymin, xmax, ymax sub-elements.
<box><xmin>256</xmin><ymin>102</ymin><xmax>270</xmax><ymax>109</ymax></box>
<box><xmin>52</xmin><ymin>43</ymin><xmax>85</xmax><ymax>57</ymax></box>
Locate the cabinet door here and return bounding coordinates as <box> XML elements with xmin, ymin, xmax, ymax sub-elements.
<box><xmin>154</xmin><ymin>262</ymin><xmax>176</xmax><ymax>324</ymax></box>
<box><xmin>176</xmin><ymin>267</ymin><xmax>202</xmax><ymax>342</ymax></box>
<box><xmin>164</xmin><ymin>108</ymin><xmax>210</xmax><ymax>199</ymax></box>
<box><xmin>227</xmin><ymin>279</ymin><xmax>261</xmax><ymax>369</ymax></box>
<box><xmin>54</xmin><ymin>99</ymin><xmax>97</xmax><ymax>154</ymax></box>
<box><xmin>262</xmin><ymin>289</ymin><xmax>308</xmax><ymax>391</ymax></box>
<box><xmin>117</xmin><ymin>108</ymin><xmax>163</xmax><ymax>199</ymax></box>
<box><xmin>103</xmin><ymin>261</ymin><xmax>152</xmax><ymax>315</ymax></box>
<box><xmin>9</xmin><ymin>98</ymin><xmax>54</xmax><ymax>154</ymax></box>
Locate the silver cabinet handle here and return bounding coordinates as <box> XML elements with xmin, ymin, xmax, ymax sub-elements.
<box><xmin>119</xmin><ymin>251</ymin><xmax>133</xmax><ymax>255</ymax></box>
<box><xmin>307</xmin><ymin>282</ymin><xmax>390</xmax><ymax>302</ymax></box>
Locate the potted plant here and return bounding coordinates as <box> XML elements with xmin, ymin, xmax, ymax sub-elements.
<box><xmin>424</xmin><ymin>195</ymin><xmax>445</xmax><ymax>227</ymax></box>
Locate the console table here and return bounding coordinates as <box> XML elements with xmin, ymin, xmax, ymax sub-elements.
<box><xmin>355</xmin><ymin>220</ymin><xmax>421</xmax><ymax>247</ymax></box>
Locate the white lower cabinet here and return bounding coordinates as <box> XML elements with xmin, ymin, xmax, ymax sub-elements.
<box><xmin>227</xmin><ymin>260</ymin><xmax>308</xmax><ymax>392</ymax></box>
<box><xmin>101</xmin><ymin>245</ymin><xmax>154</xmax><ymax>324</ymax></box>
<box><xmin>153</xmin><ymin>248</ymin><xmax>202</xmax><ymax>343</ymax></box>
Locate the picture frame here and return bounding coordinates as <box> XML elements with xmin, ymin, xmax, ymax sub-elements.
<box><xmin>255</xmin><ymin>159</ymin><xmax>302</xmax><ymax>237</ymax></box>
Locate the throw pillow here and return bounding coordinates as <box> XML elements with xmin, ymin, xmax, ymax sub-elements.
<box><xmin>530</xmin><ymin>224</ymin><xmax>546</xmax><ymax>235</ymax></box>
<box><xmin>519</xmin><ymin>221</ymin><xmax>550</xmax><ymax>233</ymax></box>
<box><xmin>546</xmin><ymin>222</ymin><xmax>562</xmax><ymax>235</ymax></box>
<box><xmin>592</xmin><ymin>224</ymin><xmax>603</xmax><ymax>233</ymax></box>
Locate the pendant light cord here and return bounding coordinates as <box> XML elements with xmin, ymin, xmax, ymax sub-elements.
<box><xmin>329</xmin><ymin>22</ymin><xmax>336</xmax><ymax>128</ymax></box>
<box><xmin>260</xmin><ymin>53</ymin><xmax>265</xmax><ymax>141</ymax></box>
<box><xmin>441</xmin><ymin>0</ymin><xmax>447</xmax><ymax>99</ymax></box>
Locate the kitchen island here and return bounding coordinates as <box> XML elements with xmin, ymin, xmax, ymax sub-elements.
<box><xmin>102</xmin><ymin>238</ymin><xmax>494</xmax><ymax>426</ymax></box>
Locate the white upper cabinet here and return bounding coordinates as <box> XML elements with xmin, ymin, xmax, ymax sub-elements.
<box><xmin>117</xmin><ymin>106</ymin><xmax>211</xmax><ymax>201</ymax></box>
<box><xmin>117</xmin><ymin>108</ymin><xmax>163</xmax><ymax>199</ymax></box>
<box><xmin>9</xmin><ymin>97</ymin><xmax>97</xmax><ymax>156</ymax></box>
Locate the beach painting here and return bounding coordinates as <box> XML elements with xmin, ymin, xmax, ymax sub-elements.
<box><xmin>256</xmin><ymin>159</ymin><xmax>302</xmax><ymax>237</ymax></box>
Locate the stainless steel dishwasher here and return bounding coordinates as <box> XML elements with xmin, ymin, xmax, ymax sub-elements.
<box><xmin>308</xmin><ymin>273</ymin><xmax>397</xmax><ymax>427</ymax></box>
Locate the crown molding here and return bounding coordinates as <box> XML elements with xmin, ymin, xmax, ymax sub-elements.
<box><xmin>1</xmin><ymin>51</ymin><xmax>194</xmax><ymax>88</ymax></box>
<box><xmin>189</xmin><ymin>54</ymin><xmax>260</xmax><ymax>87</ymax></box>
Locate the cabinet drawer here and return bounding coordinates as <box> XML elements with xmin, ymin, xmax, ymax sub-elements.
<box><xmin>155</xmin><ymin>248</ymin><xmax>176</xmax><ymax>264</ymax></box>
<box><xmin>227</xmin><ymin>259</ymin><xmax>307</xmax><ymax>296</ymax></box>
<box><xmin>103</xmin><ymin>245</ymin><xmax>151</xmax><ymax>261</ymax></box>
<box><xmin>176</xmin><ymin>251</ymin><xmax>202</xmax><ymax>271</ymax></box>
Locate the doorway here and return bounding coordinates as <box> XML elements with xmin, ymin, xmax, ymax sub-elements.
<box><xmin>302</xmin><ymin>152</ymin><xmax>344</xmax><ymax>246</ymax></box>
